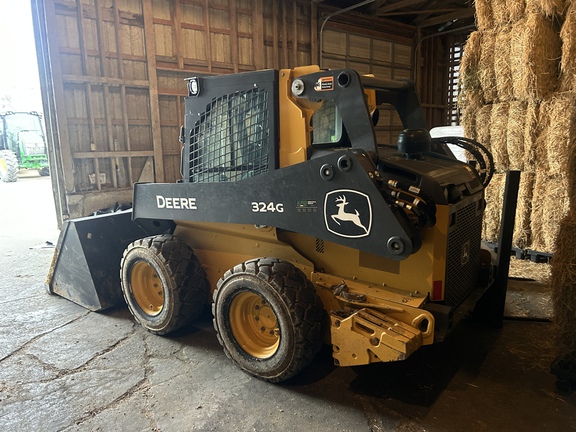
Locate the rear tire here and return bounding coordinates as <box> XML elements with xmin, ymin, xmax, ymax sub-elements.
<box><xmin>120</xmin><ymin>234</ymin><xmax>208</xmax><ymax>335</ymax></box>
<box><xmin>213</xmin><ymin>258</ymin><xmax>323</xmax><ymax>382</ymax></box>
<box><xmin>0</xmin><ymin>150</ymin><xmax>19</xmax><ymax>182</ymax></box>
<box><xmin>39</xmin><ymin>167</ymin><xmax>50</xmax><ymax>176</ymax></box>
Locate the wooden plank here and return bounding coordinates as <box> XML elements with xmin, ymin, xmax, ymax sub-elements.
<box><xmin>376</xmin><ymin>0</ymin><xmax>426</xmax><ymax>15</ymax></box>
<box><xmin>418</xmin><ymin>9</ymin><xmax>474</xmax><ymax>28</ymax></box>
<box><xmin>310</xmin><ymin>1</ymin><xmax>318</xmax><ymax>65</ymax></box>
<box><xmin>253</xmin><ymin>0</ymin><xmax>265</xmax><ymax>69</ymax></box>
<box><xmin>113</xmin><ymin>0</ymin><xmax>125</xmax><ymax>78</ymax></box>
<box><xmin>74</xmin><ymin>150</ymin><xmax>154</xmax><ymax>158</ymax></box>
<box><xmin>272</xmin><ymin>0</ymin><xmax>279</xmax><ymax>69</ymax></box>
<box><xmin>103</xmin><ymin>84</ymin><xmax>119</xmax><ymax>188</ymax></box>
<box><xmin>203</xmin><ymin>0</ymin><xmax>213</xmax><ymax>71</ymax></box>
<box><xmin>231</xmin><ymin>0</ymin><xmax>239</xmax><ymax>72</ymax></box>
<box><xmin>281</xmin><ymin>0</ymin><xmax>288</xmax><ymax>67</ymax></box>
<box><xmin>174</xmin><ymin>0</ymin><xmax>184</xmax><ymax>69</ymax></box>
<box><xmin>292</xmin><ymin>2</ymin><xmax>297</xmax><ymax>66</ymax></box>
<box><xmin>120</xmin><ymin>85</ymin><xmax>134</xmax><ymax>184</ymax></box>
<box><xmin>143</xmin><ymin>0</ymin><xmax>165</xmax><ymax>182</ymax></box>
<box><xmin>62</xmin><ymin>74</ymin><xmax>149</xmax><ymax>87</ymax></box>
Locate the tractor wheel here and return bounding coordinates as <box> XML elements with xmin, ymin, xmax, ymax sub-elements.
<box><xmin>0</xmin><ymin>150</ymin><xmax>19</xmax><ymax>182</ymax></box>
<box><xmin>212</xmin><ymin>258</ymin><xmax>323</xmax><ymax>382</ymax></box>
<box><xmin>39</xmin><ymin>167</ymin><xmax>50</xmax><ymax>176</ymax></box>
<box><xmin>120</xmin><ymin>234</ymin><xmax>209</xmax><ymax>335</ymax></box>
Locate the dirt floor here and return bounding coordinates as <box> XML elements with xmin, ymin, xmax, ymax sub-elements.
<box><xmin>0</xmin><ymin>174</ymin><xmax>574</xmax><ymax>431</ymax></box>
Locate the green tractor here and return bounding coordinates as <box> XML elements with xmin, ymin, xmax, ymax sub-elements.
<box><xmin>0</xmin><ymin>111</ymin><xmax>49</xmax><ymax>182</ymax></box>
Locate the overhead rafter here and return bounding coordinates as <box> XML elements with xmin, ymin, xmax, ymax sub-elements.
<box><xmin>417</xmin><ymin>8</ymin><xmax>474</xmax><ymax>28</ymax></box>
<box><xmin>376</xmin><ymin>0</ymin><xmax>427</xmax><ymax>15</ymax></box>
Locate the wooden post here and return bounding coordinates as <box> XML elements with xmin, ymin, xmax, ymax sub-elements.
<box><xmin>253</xmin><ymin>0</ymin><xmax>265</xmax><ymax>70</ymax></box>
<box><xmin>143</xmin><ymin>0</ymin><xmax>165</xmax><ymax>182</ymax></box>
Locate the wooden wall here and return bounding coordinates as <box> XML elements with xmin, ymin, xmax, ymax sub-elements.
<box><xmin>32</xmin><ymin>0</ymin><xmax>448</xmax><ymax>220</ymax></box>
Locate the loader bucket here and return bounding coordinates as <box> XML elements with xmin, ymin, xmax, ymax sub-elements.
<box><xmin>46</xmin><ymin>210</ymin><xmax>175</xmax><ymax>311</ymax></box>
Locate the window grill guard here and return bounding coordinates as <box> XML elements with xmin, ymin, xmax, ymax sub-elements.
<box><xmin>188</xmin><ymin>88</ymin><xmax>270</xmax><ymax>183</ymax></box>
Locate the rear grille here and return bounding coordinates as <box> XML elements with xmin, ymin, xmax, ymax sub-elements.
<box><xmin>444</xmin><ymin>197</ymin><xmax>483</xmax><ymax>307</ymax></box>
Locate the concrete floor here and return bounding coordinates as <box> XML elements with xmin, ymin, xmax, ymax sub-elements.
<box><xmin>1</xmin><ymin>174</ymin><xmax>575</xmax><ymax>432</ymax></box>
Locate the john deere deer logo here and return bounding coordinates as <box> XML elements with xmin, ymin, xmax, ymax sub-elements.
<box><xmin>324</xmin><ymin>190</ymin><xmax>372</xmax><ymax>238</ymax></box>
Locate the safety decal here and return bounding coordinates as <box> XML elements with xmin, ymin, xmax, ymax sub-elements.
<box><xmin>324</xmin><ymin>189</ymin><xmax>372</xmax><ymax>238</ymax></box>
<box><xmin>314</xmin><ymin>76</ymin><xmax>334</xmax><ymax>92</ymax></box>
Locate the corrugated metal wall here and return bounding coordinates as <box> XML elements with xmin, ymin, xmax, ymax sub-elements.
<box><xmin>32</xmin><ymin>0</ymin><xmax>446</xmax><ymax>221</ymax></box>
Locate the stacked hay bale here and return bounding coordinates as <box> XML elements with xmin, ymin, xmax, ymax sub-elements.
<box><xmin>464</xmin><ymin>0</ymin><xmax>576</xmax><ymax>377</ymax></box>
<box><xmin>460</xmin><ymin>0</ymin><xmax>566</xmax><ymax>251</ymax></box>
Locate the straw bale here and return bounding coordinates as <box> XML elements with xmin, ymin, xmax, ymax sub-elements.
<box><xmin>511</xmin><ymin>19</ymin><xmax>526</xmax><ymax>100</ymax></box>
<box><xmin>490</xmin><ymin>102</ymin><xmax>510</xmax><ymax>171</ymax></box>
<box><xmin>461</xmin><ymin>105</ymin><xmax>478</xmax><ymax>141</ymax></box>
<box><xmin>475</xmin><ymin>104</ymin><xmax>493</xmax><ymax>152</ymax></box>
<box><xmin>513</xmin><ymin>172</ymin><xmax>535</xmax><ymax>248</ymax></box>
<box><xmin>483</xmin><ymin>173</ymin><xmax>505</xmax><ymax>242</ymax></box>
<box><xmin>550</xmin><ymin>210</ymin><xmax>576</xmax><ymax>360</ymax></box>
<box><xmin>475</xmin><ymin>0</ymin><xmax>493</xmax><ymax>30</ymax></box>
<box><xmin>560</xmin><ymin>3</ymin><xmax>576</xmax><ymax>91</ymax></box>
<box><xmin>507</xmin><ymin>100</ymin><xmax>528</xmax><ymax>170</ymax></box>
<box><xmin>478</xmin><ymin>30</ymin><xmax>498</xmax><ymax>103</ymax></box>
<box><xmin>492</xmin><ymin>0</ymin><xmax>510</xmax><ymax>25</ymax></box>
<box><xmin>511</xmin><ymin>14</ymin><xmax>561</xmax><ymax>102</ymax></box>
<box><xmin>542</xmin><ymin>92</ymin><xmax>576</xmax><ymax>177</ymax></box>
<box><xmin>523</xmin><ymin>101</ymin><xmax>542</xmax><ymax>172</ymax></box>
<box><xmin>531</xmin><ymin>173</ymin><xmax>569</xmax><ymax>252</ymax></box>
<box><xmin>526</xmin><ymin>0</ymin><xmax>565</xmax><ymax>17</ymax></box>
<box><xmin>495</xmin><ymin>27</ymin><xmax>514</xmax><ymax>102</ymax></box>
<box><xmin>459</xmin><ymin>31</ymin><xmax>482</xmax><ymax>92</ymax></box>
<box><xmin>507</xmin><ymin>0</ymin><xmax>526</xmax><ymax>23</ymax></box>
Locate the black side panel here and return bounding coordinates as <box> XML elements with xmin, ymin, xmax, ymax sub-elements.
<box><xmin>47</xmin><ymin>210</ymin><xmax>175</xmax><ymax>311</ymax></box>
<box><xmin>134</xmin><ymin>150</ymin><xmax>421</xmax><ymax>260</ymax></box>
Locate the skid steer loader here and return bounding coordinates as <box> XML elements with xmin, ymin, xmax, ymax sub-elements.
<box><xmin>49</xmin><ymin>66</ymin><xmax>516</xmax><ymax>383</ymax></box>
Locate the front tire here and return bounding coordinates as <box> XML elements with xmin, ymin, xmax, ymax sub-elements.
<box><xmin>120</xmin><ymin>234</ymin><xmax>208</xmax><ymax>335</ymax></box>
<box><xmin>213</xmin><ymin>258</ymin><xmax>323</xmax><ymax>382</ymax></box>
<box><xmin>0</xmin><ymin>150</ymin><xmax>19</xmax><ymax>182</ymax></box>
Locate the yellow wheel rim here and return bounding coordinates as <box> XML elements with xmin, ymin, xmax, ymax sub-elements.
<box><xmin>131</xmin><ymin>261</ymin><xmax>164</xmax><ymax>316</ymax></box>
<box><xmin>229</xmin><ymin>291</ymin><xmax>280</xmax><ymax>359</ymax></box>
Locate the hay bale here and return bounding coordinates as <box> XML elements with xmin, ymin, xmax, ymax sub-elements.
<box><xmin>495</xmin><ymin>27</ymin><xmax>514</xmax><ymax>102</ymax></box>
<box><xmin>458</xmin><ymin>32</ymin><xmax>484</xmax><ymax>109</ymax></box>
<box><xmin>461</xmin><ymin>105</ymin><xmax>478</xmax><ymax>141</ymax></box>
<box><xmin>478</xmin><ymin>30</ymin><xmax>498</xmax><ymax>103</ymax></box>
<box><xmin>550</xmin><ymin>210</ymin><xmax>576</xmax><ymax>361</ymax></box>
<box><xmin>560</xmin><ymin>3</ymin><xmax>576</xmax><ymax>91</ymax></box>
<box><xmin>475</xmin><ymin>0</ymin><xmax>494</xmax><ymax>30</ymax></box>
<box><xmin>511</xmin><ymin>14</ymin><xmax>561</xmax><ymax>102</ymax></box>
<box><xmin>523</xmin><ymin>101</ymin><xmax>542</xmax><ymax>172</ymax></box>
<box><xmin>507</xmin><ymin>0</ymin><xmax>526</xmax><ymax>23</ymax></box>
<box><xmin>542</xmin><ymin>93</ymin><xmax>576</xmax><ymax>177</ymax></box>
<box><xmin>492</xmin><ymin>0</ymin><xmax>510</xmax><ymax>25</ymax></box>
<box><xmin>490</xmin><ymin>102</ymin><xmax>510</xmax><ymax>171</ymax></box>
<box><xmin>526</xmin><ymin>0</ymin><xmax>565</xmax><ymax>17</ymax></box>
<box><xmin>531</xmin><ymin>173</ymin><xmax>570</xmax><ymax>252</ymax></box>
<box><xmin>507</xmin><ymin>100</ymin><xmax>528</xmax><ymax>170</ymax></box>
<box><xmin>511</xmin><ymin>18</ymin><xmax>526</xmax><ymax>100</ymax></box>
<box><xmin>475</xmin><ymin>104</ymin><xmax>493</xmax><ymax>152</ymax></box>
<box><xmin>483</xmin><ymin>173</ymin><xmax>505</xmax><ymax>242</ymax></box>
<box><xmin>513</xmin><ymin>172</ymin><xmax>535</xmax><ymax>248</ymax></box>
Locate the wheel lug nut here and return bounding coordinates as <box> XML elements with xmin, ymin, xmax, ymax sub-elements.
<box><xmin>260</xmin><ymin>326</ymin><xmax>265</xmax><ymax>332</ymax></box>
<box><xmin>254</xmin><ymin>316</ymin><xmax>259</xmax><ymax>321</ymax></box>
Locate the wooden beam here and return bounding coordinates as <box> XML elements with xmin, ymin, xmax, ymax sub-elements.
<box><xmin>282</xmin><ymin>0</ymin><xmax>289</xmax><ymax>68</ymax></box>
<box><xmin>174</xmin><ymin>1</ymin><xmax>184</xmax><ymax>69</ymax></box>
<box><xmin>272</xmin><ymin>0</ymin><xmax>279</xmax><ymax>69</ymax></box>
<box><xmin>418</xmin><ymin>8</ymin><xmax>474</xmax><ymax>28</ymax></box>
<box><xmin>142</xmin><ymin>0</ymin><xmax>165</xmax><ymax>182</ymax></box>
<box><xmin>310</xmin><ymin>1</ymin><xmax>318</xmax><ymax>65</ymax></box>
<box><xmin>231</xmin><ymin>0</ymin><xmax>239</xmax><ymax>72</ymax></box>
<box><xmin>252</xmin><ymin>0</ymin><xmax>265</xmax><ymax>70</ymax></box>
<box><xmin>376</xmin><ymin>0</ymin><xmax>426</xmax><ymax>15</ymax></box>
<box><xmin>292</xmin><ymin>2</ymin><xmax>298</xmax><ymax>66</ymax></box>
<box><xmin>203</xmin><ymin>0</ymin><xmax>213</xmax><ymax>72</ymax></box>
